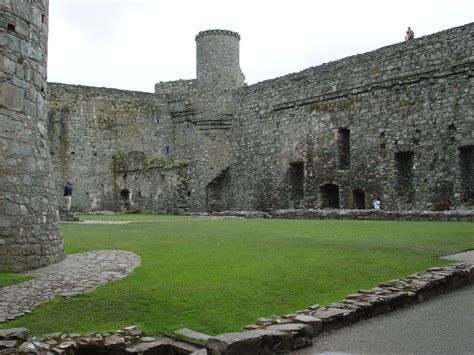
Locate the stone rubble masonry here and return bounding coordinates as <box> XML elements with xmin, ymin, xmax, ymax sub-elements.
<box><xmin>46</xmin><ymin>23</ymin><xmax>473</xmax><ymax>215</ymax></box>
<box><xmin>230</xmin><ymin>23</ymin><xmax>474</xmax><ymax>212</ymax></box>
<box><xmin>113</xmin><ymin>151</ymin><xmax>190</xmax><ymax>214</ymax></box>
<box><xmin>208</xmin><ymin>208</ymin><xmax>474</xmax><ymax>221</ymax></box>
<box><xmin>195</xmin><ymin>29</ymin><xmax>245</xmax><ymax>89</ymax></box>
<box><xmin>0</xmin><ymin>262</ymin><xmax>472</xmax><ymax>354</ymax></box>
<box><xmin>48</xmin><ymin>80</ymin><xmax>238</xmax><ymax>213</ymax></box>
<box><xmin>0</xmin><ymin>0</ymin><xmax>64</xmax><ymax>272</ymax></box>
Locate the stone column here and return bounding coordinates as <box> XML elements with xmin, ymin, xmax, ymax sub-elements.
<box><xmin>0</xmin><ymin>0</ymin><xmax>64</xmax><ymax>272</ymax></box>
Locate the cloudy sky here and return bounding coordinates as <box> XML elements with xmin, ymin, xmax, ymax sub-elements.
<box><xmin>48</xmin><ymin>0</ymin><xmax>473</xmax><ymax>92</ymax></box>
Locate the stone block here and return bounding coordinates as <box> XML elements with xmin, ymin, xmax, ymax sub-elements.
<box><xmin>127</xmin><ymin>336</ymin><xmax>201</xmax><ymax>354</ymax></box>
<box><xmin>309</xmin><ymin>307</ymin><xmax>346</xmax><ymax>328</ymax></box>
<box><xmin>265</xmin><ymin>323</ymin><xmax>314</xmax><ymax>338</ymax></box>
<box><xmin>0</xmin><ymin>83</ymin><xmax>24</xmax><ymax>112</ymax></box>
<box><xmin>0</xmin><ymin>328</ymin><xmax>29</xmax><ymax>340</ymax></box>
<box><xmin>206</xmin><ymin>329</ymin><xmax>292</xmax><ymax>355</ymax></box>
<box><xmin>174</xmin><ymin>328</ymin><xmax>211</xmax><ymax>345</ymax></box>
<box><xmin>0</xmin><ymin>1</ymin><xmax>11</xmax><ymax>10</ymax></box>
<box><xmin>12</xmin><ymin>0</ymin><xmax>32</xmax><ymax>23</ymax></box>
<box><xmin>293</xmin><ymin>315</ymin><xmax>323</xmax><ymax>336</ymax></box>
<box><xmin>0</xmin><ymin>340</ymin><xmax>17</xmax><ymax>350</ymax></box>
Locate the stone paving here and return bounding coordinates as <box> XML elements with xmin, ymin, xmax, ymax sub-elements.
<box><xmin>440</xmin><ymin>249</ymin><xmax>474</xmax><ymax>263</ymax></box>
<box><xmin>0</xmin><ymin>250</ymin><xmax>141</xmax><ymax>323</ymax></box>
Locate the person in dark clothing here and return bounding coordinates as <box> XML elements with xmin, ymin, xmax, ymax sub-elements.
<box><xmin>64</xmin><ymin>181</ymin><xmax>73</xmax><ymax>212</ymax></box>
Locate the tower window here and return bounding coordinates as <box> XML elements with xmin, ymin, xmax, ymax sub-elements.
<box><xmin>395</xmin><ymin>151</ymin><xmax>414</xmax><ymax>200</ymax></box>
<box><xmin>336</xmin><ymin>128</ymin><xmax>350</xmax><ymax>169</ymax></box>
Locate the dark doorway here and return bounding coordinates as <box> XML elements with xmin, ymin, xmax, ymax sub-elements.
<box><xmin>336</xmin><ymin>128</ymin><xmax>350</xmax><ymax>169</ymax></box>
<box><xmin>320</xmin><ymin>184</ymin><xmax>340</xmax><ymax>209</ymax></box>
<box><xmin>119</xmin><ymin>189</ymin><xmax>130</xmax><ymax>210</ymax></box>
<box><xmin>459</xmin><ymin>145</ymin><xmax>474</xmax><ymax>204</ymax></box>
<box><xmin>288</xmin><ymin>161</ymin><xmax>304</xmax><ymax>208</ymax></box>
<box><xmin>395</xmin><ymin>151</ymin><xmax>414</xmax><ymax>200</ymax></box>
<box><xmin>352</xmin><ymin>189</ymin><xmax>366</xmax><ymax>209</ymax></box>
<box><xmin>206</xmin><ymin>168</ymin><xmax>230</xmax><ymax>212</ymax></box>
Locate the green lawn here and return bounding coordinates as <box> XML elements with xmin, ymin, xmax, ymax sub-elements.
<box><xmin>0</xmin><ymin>273</ymin><xmax>32</xmax><ymax>288</ymax></box>
<box><xmin>0</xmin><ymin>217</ymin><xmax>472</xmax><ymax>336</ymax></box>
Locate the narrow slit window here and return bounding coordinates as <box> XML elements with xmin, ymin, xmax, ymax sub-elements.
<box><xmin>336</xmin><ymin>128</ymin><xmax>350</xmax><ymax>169</ymax></box>
<box><xmin>395</xmin><ymin>151</ymin><xmax>414</xmax><ymax>200</ymax></box>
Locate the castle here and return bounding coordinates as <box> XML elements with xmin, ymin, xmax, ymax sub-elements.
<box><xmin>47</xmin><ymin>25</ymin><xmax>474</xmax><ymax>214</ymax></box>
<box><xmin>1</xmin><ymin>0</ymin><xmax>473</xmax><ymax>271</ymax></box>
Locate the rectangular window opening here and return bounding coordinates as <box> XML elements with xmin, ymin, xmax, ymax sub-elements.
<box><xmin>336</xmin><ymin>128</ymin><xmax>350</xmax><ymax>169</ymax></box>
<box><xmin>459</xmin><ymin>145</ymin><xmax>474</xmax><ymax>204</ymax></box>
<box><xmin>289</xmin><ymin>161</ymin><xmax>304</xmax><ymax>207</ymax></box>
<box><xmin>395</xmin><ymin>151</ymin><xmax>414</xmax><ymax>199</ymax></box>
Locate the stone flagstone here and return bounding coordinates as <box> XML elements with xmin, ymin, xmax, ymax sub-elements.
<box><xmin>0</xmin><ymin>250</ymin><xmax>140</xmax><ymax>323</ymax></box>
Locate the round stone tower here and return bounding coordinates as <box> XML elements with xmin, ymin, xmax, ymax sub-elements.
<box><xmin>0</xmin><ymin>0</ymin><xmax>64</xmax><ymax>272</ymax></box>
<box><xmin>195</xmin><ymin>29</ymin><xmax>245</xmax><ymax>89</ymax></box>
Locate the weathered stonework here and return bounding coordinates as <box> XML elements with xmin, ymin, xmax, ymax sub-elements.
<box><xmin>47</xmin><ymin>24</ymin><xmax>473</xmax><ymax>214</ymax></box>
<box><xmin>113</xmin><ymin>151</ymin><xmax>189</xmax><ymax>213</ymax></box>
<box><xmin>229</xmin><ymin>24</ymin><xmax>473</xmax><ymax>212</ymax></box>
<box><xmin>0</xmin><ymin>0</ymin><xmax>64</xmax><ymax>272</ymax></box>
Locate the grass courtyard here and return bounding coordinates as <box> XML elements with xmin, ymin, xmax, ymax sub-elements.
<box><xmin>0</xmin><ymin>215</ymin><xmax>473</xmax><ymax>336</ymax></box>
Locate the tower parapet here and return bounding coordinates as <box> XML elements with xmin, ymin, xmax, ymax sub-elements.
<box><xmin>195</xmin><ymin>29</ymin><xmax>245</xmax><ymax>89</ymax></box>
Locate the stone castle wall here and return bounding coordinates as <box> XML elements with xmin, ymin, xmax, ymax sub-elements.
<box><xmin>46</xmin><ymin>24</ymin><xmax>473</xmax><ymax>214</ymax></box>
<box><xmin>225</xmin><ymin>23</ymin><xmax>473</xmax><ymax>212</ymax></box>
<box><xmin>0</xmin><ymin>0</ymin><xmax>64</xmax><ymax>272</ymax></box>
<box><xmin>47</xmin><ymin>83</ymin><xmax>170</xmax><ymax>211</ymax></box>
<box><xmin>47</xmin><ymin>82</ymin><xmax>238</xmax><ymax>212</ymax></box>
<box><xmin>113</xmin><ymin>151</ymin><xmax>189</xmax><ymax>213</ymax></box>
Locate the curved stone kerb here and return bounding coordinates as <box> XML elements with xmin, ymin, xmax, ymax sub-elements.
<box><xmin>0</xmin><ymin>250</ymin><xmax>141</xmax><ymax>323</ymax></box>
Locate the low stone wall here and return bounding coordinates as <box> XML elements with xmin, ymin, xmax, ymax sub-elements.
<box><xmin>205</xmin><ymin>262</ymin><xmax>473</xmax><ymax>354</ymax></box>
<box><xmin>0</xmin><ymin>326</ymin><xmax>202</xmax><ymax>354</ymax></box>
<box><xmin>209</xmin><ymin>209</ymin><xmax>474</xmax><ymax>221</ymax></box>
<box><xmin>1</xmin><ymin>262</ymin><xmax>472</xmax><ymax>354</ymax></box>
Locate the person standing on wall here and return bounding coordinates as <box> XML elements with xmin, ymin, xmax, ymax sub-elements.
<box><xmin>64</xmin><ymin>181</ymin><xmax>73</xmax><ymax>212</ymax></box>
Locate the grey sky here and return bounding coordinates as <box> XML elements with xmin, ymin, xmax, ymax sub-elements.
<box><xmin>48</xmin><ymin>0</ymin><xmax>474</xmax><ymax>92</ymax></box>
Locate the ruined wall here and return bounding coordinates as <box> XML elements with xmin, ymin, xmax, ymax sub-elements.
<box><xmin>0</xmin><ymin>0</ymin><xmax>64</xmax><ymax>272</ymax></box>
<box><xmin>113</xmin><ymin>151</ymin><xmax>189</xmax><ymax>213</ymax></box>
<box><xmin>228</xmin><ymin>23</ymin><xmax>473</xmax><ymax>212</ymax></box>
<box><xmin>47</xmin><ymin>24</ymin><xmax>473</xmax><ymax>214</ymax></box>
<box><xmin>47</xmin><ymin>84</ymin><xmax>170</xmax><ymax>211</ymax></box>
<box><xmin>46</xmin><ymin>29</ymin><xmax>245</xmax><ymax>213</ymax></box>
<box><xmin>47</xmin><ymin>83</ymin><xmax>237</xmax><ymax>212</ymax></box>
<box><xmin>166</xmin><ymin>88</ymin><xmax>239</xmax><ymax>211</ymax></box>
